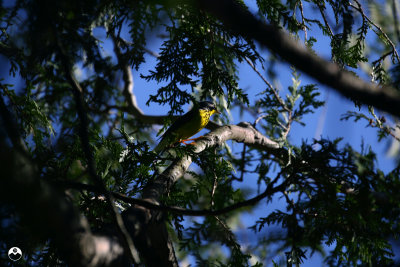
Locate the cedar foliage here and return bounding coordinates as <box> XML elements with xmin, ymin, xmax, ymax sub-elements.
<box><xmin>1</xmin><ymin>0</ymin><xmax>400</xmax><ymax>266</ymax></box>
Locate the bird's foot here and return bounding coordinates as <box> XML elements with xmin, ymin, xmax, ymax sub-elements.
<box><xmin>180</xmin><ymin>136</ymin><xmax>203</xmax><ymax>145</ymax></box>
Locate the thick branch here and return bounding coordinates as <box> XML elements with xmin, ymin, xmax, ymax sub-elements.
<box><xmin>111</xmin><ymin>35</ymin><xmax>180</xmax><ymax>267</ymax></box>
<box><xmin>111</xmin><ymin>35</ymin><xmax>221</xmax><ymax>131</ymax></box>
<box><xmin>196</xmin><ymin>0</ymin><xmax>400</xmax><ymax>118</ymax></box>
<box><xmin>142</xmin><ymin>122</ymin><xmax>281</xmax><ymax>201</ymax></box>
<box><xmin>0</xmin><ymin>149</ymin><xmax>129</xmax><ymax>266</ymax></box>
<box><xmin>121</xmin><ymin>122</ymin><xmax>280</xmax><ymax>266</ymax></box>
<box><xmin>0</xmin><ymin>98</ymin><xmax>126</xmax><ymax>267</ymax></box>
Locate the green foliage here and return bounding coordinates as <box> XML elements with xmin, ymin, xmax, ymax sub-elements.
<box><xmin>255</xmin><ymin>69</ymin><xmax>324</xmax><ymax>140</ymax></box>
<box><xmin>143</xmin><ymin>4</ymin><xmax>258</xmax><ymax>113</ymax></box>
<box><xmin>251</xmin><ymin>139</ymin><xmax>399</xmax><ymax>265</ymax></box>
<box><xmin>178</xmin><ymin>216</ymin><xmax>251</xmax><ymax>266</ymax></box>
<box><xmin>113</xmin><ymin>1</ymin><xmax>161</xmax><ymax>70</ymax></box>
<box><xmin>1</xmin><ymin>0</ymin><xmax>400</xmax><ymax>266</ymax></box>
<box><xmin>256</xmin><ymin>0</ymin><xmax>302</xmax><ymax>32</ymax></box>
<box><xmin>341</xmin><ymin>107</ymin><xmax>397</xmax><ymax>142</ymax></box>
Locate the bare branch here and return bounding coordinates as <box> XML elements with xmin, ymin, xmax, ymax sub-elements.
<box><xmin>120</xmin><ymin>122</ymin><xmax>281</xmax><ymax>266</ymax></box>
<box><xmin>239</xmin><ymin>48</ymin><xmax>289</xmax><ymax>114</ymax></box>
<box><xmin>392</xmin><ymin>0</ymin><xmax>400</xmax><ymax>43</ymax></box>
<box><xmin>60</xmin><ymin>50</ymin><xmax>140</xmax><ymax>264</ymax></box>
<box><xmin>210</xmin><ymin>164</ymin><xmax>219</xmax><ymax>207</ymax></box>
<box><xmin>112</xmin><ymin>35</ymin><xmax>144</xmax><ymax>118</ymax></box>
<box><xmin>110</xmin><ymin>34</ymin><xmax>221</xmax><ymax>132</ymax></box>
<box><xmin>314</xmin><ymin>92</ymin><xmax>330</xmax><ymax>139</ymax></box>
<box><xmin>316</xmin><ymin>2</ymin><xmax>334</xmax><ymax>37</ymax></box>
<box><xmin>141</xmin><ymin>122</ymin><xmax>281</xmax><ymax>201</ymax></box>
<box><xmin>371</xmin><ymin>50</ymin><xmax>393</xmax><ymax>66</ymax></box>
<box><xmin>299</xmin><ymin>1</ymin><xmax>307</xmax><ymax>41</ymax></box>
<box><xmin>196</xmin><ymin>0</ymin><xmax>400</xmax><ymax>118</ymax></box>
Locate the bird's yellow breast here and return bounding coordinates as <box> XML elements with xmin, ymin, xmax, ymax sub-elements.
<box><xmin>177</xmin><ymin>109</ymin><xmax>213</xmax><ymax>141</ymax></box>
<box><xmin>198</xmin><ymin>109</ymin><xmax>212</xmax><ymax>129</ymax></box>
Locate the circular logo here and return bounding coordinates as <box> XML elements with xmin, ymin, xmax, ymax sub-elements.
<box><xmin>8</xmin><ymin>247</ymin><xmax>22</xmax><ymax>261</ymax></box>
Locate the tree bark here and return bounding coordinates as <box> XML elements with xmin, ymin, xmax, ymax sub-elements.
<box><xmin>196</xmin><ymin>0</ymin><xmax>400</xmax><ymax>118</ymax></box>
<box><xmin>122</xmin><ymin>123</ymin><xmax>281</xmax><ymax>266</ymax></box>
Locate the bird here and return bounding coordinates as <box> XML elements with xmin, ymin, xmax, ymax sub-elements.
<box><xmin>153</xmin><ymin>101</ymin><xmax>220</xmax><ymax>154</ymax></box>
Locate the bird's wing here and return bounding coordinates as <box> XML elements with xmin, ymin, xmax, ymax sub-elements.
<box><xmin>160</xmin><ymin>108</ymin><xmax>195</xmax><ymax>141</ymax></box>
<box><xmin>154</xmin><ymin>108</ymin><xmax>195</xmax><ymax>153</ymax></box>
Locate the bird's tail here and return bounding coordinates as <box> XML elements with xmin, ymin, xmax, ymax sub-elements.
<box><xmin>153</xmin><ymin>135</ymin><xmax>170</xmax><ymax>155</ymax></box>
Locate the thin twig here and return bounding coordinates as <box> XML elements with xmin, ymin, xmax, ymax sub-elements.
<box><xmin>283</xmin><ymin>190</ymin><xmax>295</xmax><ymax>211</ymax></box>
<box><xmin>226</xmin><ymin>40</ymin><xmax>289</xmax><ymax>115</ymax></box>
<box><xmin>117</xmin><ymin>36</ymin><xmax>160</xmax><ymax>58</ymax></box>
<box><xmin>316</xmin><ymin>2</ymin><xmax>334</xmax><ymax>37</ymax></box>
<box><xmin>241</xmin><ymin>52</ymin><xmax>293</xmax><ymax>139</ymax></box>
<box><xmin>210</xmin><ymin>174</ymin><xmax>218</xmax><ymax>207</ymax></box>
<box><xmin>369</xmin><ymin>107</ymin><xmax>400</xmax><ymax>142</ymax></box>
<box><xmin>350</xmin><ymin>0</ymin><xmax>400</xmax><ymax>63</ymax></box>
<box><xmin>371</xmin><ymin>50</ymin><xmax>393</xmax><ymax>66</ymax></box>
<box><xmin>59</xmin><ymin>47</ymin><xmax>140</xmax><ymax>263</ymax></box>
<box><xmin>213</xmin><ymin>215</ymin><xmax>237</xmax><ymax>247</ymax></box>
<box><xmin>281</xmin><ymin>111</ymin><xmax>293</xmax><ymax>139</ymax></box>
<box><xmin>111</xmin><ymin>34</ymin><xmax>144</xmax><ymax>116</ymax></box>
<box><xmin>210</xmin><ymin>163</ymin><xmax>219</xmax><ymax>207</ymax></box>
<box><xmin>243</xmin><ymin>56</ymin><xmax>289</xmax><ymax>112</ymax></box>
<box><xmin>214</xmin><ymin>216</ymin><xmax>230</xmax><ymax>232</ymax></box>
<box><xmin>299</xmin><ymin>1</ymin><xmax>307</xmax><ymax>42</ymax></box>
<box><xmin>239</xmin><ymin>143</ymin><xmax>247</xmax><ymax>182</ymax></box>
<box><xmin>392</xmin><ymin>0</ymin><xmax>400</xmax><ymax>43</ymax></box>
<box><xmin>62</xmin><ymin>180</ymin><xmax>287</xmax><ymax>217</ymax></box>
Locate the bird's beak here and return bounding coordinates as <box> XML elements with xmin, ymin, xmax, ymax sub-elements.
<box><xmin>214</xmin><ymin>109</ymin><xmax>221</xmax><ymax>115</ymax></box>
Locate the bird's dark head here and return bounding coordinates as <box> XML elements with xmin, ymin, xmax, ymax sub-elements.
<box><xmin>198</xmin><ymin>101</ymin><xmax>220</xmax><ymax>114</ymax></box>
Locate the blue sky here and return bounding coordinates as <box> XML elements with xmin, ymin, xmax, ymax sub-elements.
<box><xmin>120</xmin><ymin>42</ymin><xmax>397</xmax><ymax>267</ymax></box>
<box><xmin>1</xmin><ymin>0</ymin><xmax>398</xmax><ymax>265</ymax></box>
<box><xmin>114</xmin><ymin>2</ymin><xmax>398</xmax><ymax>265</ymax></box>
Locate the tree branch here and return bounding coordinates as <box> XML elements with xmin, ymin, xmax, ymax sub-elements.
<box><xmin>196</xmin><ymin>0</ymin><xmax>400</xmax><ymax>118</ymax></box>
<box><xmin>121</xmin><ymin>122</ymin><xmax>281</xmax><ymax>266</ymax></box>
<box><xmin>316</xmin><ymin>2</ymin><xmax>334</xmax><ymax>37</ymax></box>
<box><xmin>0</xmin><ymin>149</ymin><xmax>130</xmax><ymax>266</ymax></box>
<box><xmin>141</xmin><ymin>122</ymin><xmax>281</xmax><ymax>201</ymax></box>
<box><xmin>111</xmin><ymin>33</ymin><xmax>180</xmax><ymax>267</ymax></box>
<box><xmin>59</xmin><ymin>49</ymin><xmax>140</xmax><ymax>264</ymax></box>
<box><xmin>110</xmin><ymin>34</ymin><xmax>221</xmax><ymax>132</ymax></box>
<box><xmin>0</xmin><ymin>96</ymin><xmax>127</xmax><ymax>267</ymax></box>
<box><xmin>350</xmin><ymin>0</ymin><xmax>400</xmax><ymax>63</ymax></box>
<box><xmin>62</xmin><ymin>179</ymin><xmax>286</xmax><ymax>216</ymax></box>
<box><xmin>112</xmin><ymin>35</ymin><xmax>144</xmax><ymax>119</ymax></box>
